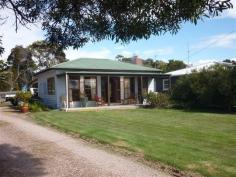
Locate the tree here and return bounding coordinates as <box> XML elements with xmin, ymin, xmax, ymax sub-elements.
<box><xmin>143</xmin><ymin>58</ymin><xmax>154</xmax><ymax>68</ymax></box>
<box><xmin>7</xmin><ymin>46</ymin><xmax>36</xmax><ymax>90</ymax></box>
<box><xmin>117</xmin><ymin>55</ymin><xmax>186</xmax><ymax>72</ymax></box>
<box><xmin>0</xmin><ymin>59</ymin><xmax>11</xmax><ymax>91</ymax></box>
<box><xmin>0</xmin><ymin>0</ymin><xmax>233</xmax><ymax>53</ymax></box>
<box><xmin>28</xmin><ymin>40</ymin><xmax>67</xmax><ymax>70</ymax></box>
<box><xmin>165</xmin><ymin>60</ymin><xmax>187</xmax><ymax>72</ymax></box>
<box><xmin>116</xmin><ymin>55</ymin><xmax>133</xmax><ymax>63</ymax></box>
<box><xmin>223</xmin><ymin>59</ymin><xmax>236</xmax><ymax>65</ymax></box>
<box><xmin>115</xmin><ymin>55</ymin><xmax>124</xmax><ymax>61</ymax></box>
<box><xmin>154</xmin><ymin>60</ymin><xmax>168</xmax><ymax>72</ymax></box>
<box><xmin>0</xmin><ymin>37</ymin><xmax>4</xmax><ymax>56</ymax></box>
<box><xmin>0</xmin><ymin>60</ymin><xmax>7</xmax><ymax>71</ymax></box>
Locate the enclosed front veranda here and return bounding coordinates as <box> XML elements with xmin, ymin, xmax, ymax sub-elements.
<box><xmin>60</xmin><ymin>72</ymin><xmax>159</xmax><ymax>110</ymax></box>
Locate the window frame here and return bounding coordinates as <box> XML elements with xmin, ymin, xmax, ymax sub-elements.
<box><xmin>69</xmin><ymin>79</ymin><xmax>80</xmax><ymax>101</ymax></box>
<box><xmin>163</xmin><ymin>79</ymin><xmax>169</xmax><ymax>91</ymax></box>
<box><xmin>84</xmin><ymin>76</ymin><xmax>97</xmax><ymax>101</ymax></box>
<box><xmin>47</xmin><ymin>77</ymin><xmax>55</xmax><ymax>95</ymax></box>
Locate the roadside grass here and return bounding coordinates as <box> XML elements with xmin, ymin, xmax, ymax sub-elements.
<box><xmin>31</xmin><ymin>109</ymin><xmax>236</xmax><ymax>177</ymax></box>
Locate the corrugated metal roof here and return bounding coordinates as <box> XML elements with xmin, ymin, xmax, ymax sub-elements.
<box><xmin>167</xmin><ymin>61</ymin><xmax>234</xmax><ymax>76</ymax></box>
<box><xmin>57</xmin><ymin>71</ymin><xmax>166</xmax><ymax>77</ymax></box>
<box><xmin>52</xmin><ymin>58</ymin><xmax>161</xmax><ymax>72</ymax></box>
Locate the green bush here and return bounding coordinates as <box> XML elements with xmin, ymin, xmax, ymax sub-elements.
<box><xmin>29</xmin><ymin>101</ymin><xmax>49</xmax><ymax>112</ymax></box>
<box><xmin>145</xmin><ymin>92</ymin><xmax>170</xmax><ymax>108</ymax></box>
<box><xmin>171</xmin><ymin>65</ymin><xmax>236</xmax><ymax>111</ymax></box>
<box><xmin>16</xmin><ymin>91</ymin><xmax>32</xmax><ymax>103</ymax></box>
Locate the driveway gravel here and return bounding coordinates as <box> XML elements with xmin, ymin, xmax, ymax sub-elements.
<box><xmin>0</xmin><ymin>107</ymin><xmax>172</xmax><ymax>177</ymax></box>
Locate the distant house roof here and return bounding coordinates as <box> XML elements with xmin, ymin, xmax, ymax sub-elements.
<box><xmin>36</xmin><ymin>58</ymin><xmax>162</xmax><ymax>75</ymax></box>
<box><xmin>167</xmin><ymin>61</ymin><xmax>234</xmax><ymax>77</ymax></box>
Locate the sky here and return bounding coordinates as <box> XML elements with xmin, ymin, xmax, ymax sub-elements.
<box><xmin>0</xmin><ymin>1</ymin><xmax>236</xmax><ymax>65</ymax></box>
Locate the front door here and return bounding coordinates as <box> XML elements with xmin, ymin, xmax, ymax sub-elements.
<box><xmin>110</xmin><ymin>77</ymin><xmax>120</xmax><ymax>103</ymax></box>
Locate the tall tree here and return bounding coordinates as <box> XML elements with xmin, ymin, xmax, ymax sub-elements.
<box><xmin>0</xmin><ymin>59</ymin><xmax>12</xmax><ymax>91</ymax></box>
<box><xmin>0</xmin><ymin>59</ymin><xmax>7</xmax><ymax>71</ymax></box>
<box><xmin>7</xmin><ymin>46</ymin><xmax>36</xmax><ymax>90</ymax></box>
<box><xmin>0</xmin><ymin>0</ymin><xmax>233</xmax><ymax>53</ymax></box>
<box><xmin>154</xmin><ymin>60</ymin><xmax>168</xmax><ymax>71</ymax></box>
<box><xmin>0</xmin><ymin>37</ymin><xmax>4</xmax><ymax>56</ymax></box>
<box><xmin>223</xmin><ymin>59</ymin><xmax>236</xmax><ymax>65</ymax></box>
<box><xmin>28</xmin><ymin>40</ymin><xmax>67</xmax><ymax>70</ymax></box>
<box><xmin>165</xmin><ymin>60</ymin><xmax>187</xmax><ymax>72</ymax></box>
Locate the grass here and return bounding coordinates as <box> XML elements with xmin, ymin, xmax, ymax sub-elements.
<box><xmin>31</xmin><ymin>109</ymin><xmax>236</xmax><ymax>177</ymax></box>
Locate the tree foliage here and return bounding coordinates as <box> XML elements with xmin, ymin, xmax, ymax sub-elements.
<box><xmin>171</xmin><ymin>65</ymin><xmax>236</xmax><ymax>111</ymax></box>
<box><xmin>0</xmin><ymin>0</ymin><xmax>233</xmax><ymax>52</ymax></box>
<box><xmin>165</xmin><ymin>60</ymin><xmax>187</xmax><ymax>72</ymax></box>
<box><xmin>0</xmin><ymin>37</ymin><xmax>4</xmax><ymax>56</ymax></box>
<box><xmin>0</xmin><ymin>59</ymin><xmax>7</xmax><ymax>71</ymax></box>
<box><xmin>0</xmin><ymin>59</ymin><xmax>12</xmax><ymax>91</ymax></box>
<box><xmin>7</xmin><ymin>46</ymin><xmax>36</xmax><ymax>90</ymax></box>
<box><xmin>117</xmin><ymin>55</ymin><xmax>187</xmax><ymax>72</ymax></box>
<box><xmin>28</xmin><ymin>40</ymin><xmax>67</xmax><ymax>70</ymax></box>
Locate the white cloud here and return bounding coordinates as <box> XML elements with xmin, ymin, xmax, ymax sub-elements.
<box><xmin>65</xmin><ymin>47</ymin><xmax>112</xmax><ymax>60</ymax></box>
<box><xmin>142</xmin><ymin>47</ymin><xmax>173</xmax><ymax>58</ymax></box>
<box><xmin>0</xmin><ymin>9</ymin><xmax>44</xmax><ymax>60</ymax></box>
<box><xmin>120</xmin><ymin>50</ymin><xmax>133</xmax><ymax>57</ymax></box>
<box><xmin>191</xmin><ymin>32</ymin><xmax>236</xmax><ymax>51</ymax></box>
<box><xmin>194</xmin><ymin>59</ymin><xmax>216</xmax><ymax>65</ymax></box>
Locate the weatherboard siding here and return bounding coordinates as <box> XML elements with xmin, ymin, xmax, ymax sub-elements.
<box><xmin>56</xmin><ymin>75</ymin><xmax>66</xmax><ymax>109</ymax></box>
<box><xmin>37</xmin><ymin>70</ymin><xmax>58</xmax><ymax>108</ymax></box>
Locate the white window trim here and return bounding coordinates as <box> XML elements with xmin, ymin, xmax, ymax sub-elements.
<box><xmin>163</xmin><ymin>79</ymin><xmax>169</xmax><ymax>91</ymax></box>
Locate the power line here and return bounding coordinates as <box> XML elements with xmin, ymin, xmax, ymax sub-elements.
<box><xmin>189</xmin><ymin>29</ymin><xmax>236</xmax><ymax>58</ymax></box>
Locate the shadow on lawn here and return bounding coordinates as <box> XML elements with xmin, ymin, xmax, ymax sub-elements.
<box><xmin>0</xmin><ymin>144</ymin><xmax>47</xmax><ymax>177</ymax></box>
<box><xmin>176</xmin><ymin>107</ymin><xmax>236</xmax><ymax>114</ymax></box>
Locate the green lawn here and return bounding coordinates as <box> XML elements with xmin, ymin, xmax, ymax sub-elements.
<box><xmin>31</xmin><ymin>109</ymin><xmax>236</xmax><ymax>177</ymax></box>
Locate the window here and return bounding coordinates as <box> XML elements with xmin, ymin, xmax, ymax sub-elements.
<box><xmin>69</xmin><ymin>79</ymin><xmax>80</xmax><ymax>101</ymax></box>
<box><xmin>163</xmin><ymin>79</ymin><xmax>169</xmax><ymax>91</ymax></box>
<box><xmin>84</xmin><ymin>77</ymin><xmax>97</xmax><ymax>100</ymax></box>
<box><xmin>47</xmin><ymin>77</ymin><xmax>55</xmax><ymax>95</ymax></box>
<box><xmin>124</xmin><ymin>78</ymin><xmax>131</xmax><ymax>99</ymax></box>
<box><xmin>124</xmin><ymin>77</ymin><xmax>135</xmax><ymax>99</ymax></box>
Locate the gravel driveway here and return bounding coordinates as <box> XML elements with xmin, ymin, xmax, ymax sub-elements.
<box><xmin>0</xmin><ymin>107</ymin><xmax>171</xmax><ymax>177</ymax></box>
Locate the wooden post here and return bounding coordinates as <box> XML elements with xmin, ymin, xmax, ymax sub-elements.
<box><xmin>140</xmin><ymin>76</ymin><xmax>143</xmax><ymax>101</ymax></box>
<box><xmin>107</xmin><ymin>75</ymin><xmax>110</xmax><ymax>106</ymax></box>
<box><xmin>65</xmin><ymin>73</ymin><xmax>69</xmax><ymax>111</ymax></box>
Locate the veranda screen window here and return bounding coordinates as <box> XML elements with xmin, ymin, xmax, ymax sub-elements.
<box><xmin>69</xmin><ymin>79</ymin><xmax>80</xmax><ymax>101</ymax></box>
<box><xmin>47</xmin><ymin>77</ymin><xmax>55</xmax><ymax>95</ymax></box>
<box><xmin>124</xmin><ymin>78</ymin><xmax>131</xmax><ymax>99</ymax></box>
<box><xmin>84</xmin><ymin>77</ymin><xmax>97</xmax><ymax>100</ymax></box>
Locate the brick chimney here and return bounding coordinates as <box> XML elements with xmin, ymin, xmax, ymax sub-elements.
<box><xmin>132</xmin><ymin>55</ymin><xmax>143</xmax><ymax>66</ymax></box>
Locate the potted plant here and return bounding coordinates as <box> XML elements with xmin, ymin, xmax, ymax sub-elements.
<box><xmin>16</xmin><ymin>91</ymin><xmax>32</xmax><ymax>113</ymax></box>
<box><xmin>80</xmin><ymin>92</ymin><xmax>88</xmax><ymax>107</ymax></box>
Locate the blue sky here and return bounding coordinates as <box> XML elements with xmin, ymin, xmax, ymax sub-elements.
<box><xmin>1</xmin><ymin>1</ymin><xmax>236</xmax><ymax>64</ymax></box>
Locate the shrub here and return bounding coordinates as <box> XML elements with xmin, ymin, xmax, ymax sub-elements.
<box><xmin>29</xmin><ymin>101</ymin><xmax>49</xmax><ymax>112</ymax></box>
<box><xmin>171</xmin><ymin>65</ymin><xmax>236</xmax><ymax>111</ymax></box>
<box><xmin>16</xmin><ymin>91</ymin><xmax>32</xmax><ymax>104</ymax></box>
<box><xmin>145</xmin><ymin>92</ymin><xmax>170</xmax><ymax>108</ymax></box>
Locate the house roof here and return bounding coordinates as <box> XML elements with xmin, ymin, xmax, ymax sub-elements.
<box><xmin>51</xmin><ymin>58</ymin><xmax>161</xmax><ymax>72</ymax></box>
<box><xmin>167</xmin><ymin>61</ymin><xmax>234</xmax><ymax>76</ymax></box>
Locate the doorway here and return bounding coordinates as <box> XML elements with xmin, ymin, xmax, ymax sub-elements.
<box><xmin>110</xmin><ymin>77</ymin><xmax>120</xmax><ymax>103</ymax></box>
<box><xmin>101</xmin><ymin>76</ymin><xmax>121</xmax><ymax>104</ymax></box>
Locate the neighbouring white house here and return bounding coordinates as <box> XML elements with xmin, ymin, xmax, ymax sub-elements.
<box><xmin>35</xmin><ymin>57</ymin><xmax>169</xmax><ymax>110</ymax></box>
<box><xmin>166</xmin><ymin>61</ymin><xmax>234</xmax><ymax>88</ymax></box>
